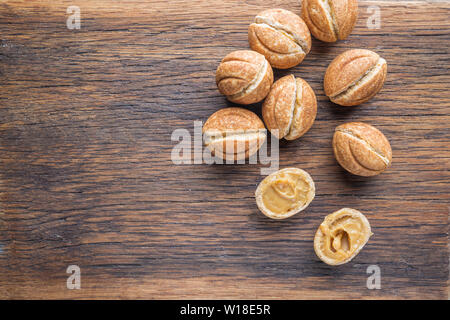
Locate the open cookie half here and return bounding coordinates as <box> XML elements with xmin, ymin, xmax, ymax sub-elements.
<box><xmin>255</xmin><ymin>168</ymin><xmax>315</xmax><ymax>219</ymax></box>
<box><xmin>314</xmin><ymin>208</ymin><xmax>373</xmax><ymax>265</ymax></box>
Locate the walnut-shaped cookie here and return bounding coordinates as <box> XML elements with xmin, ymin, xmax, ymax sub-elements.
<box><xmin>262</xmin><ymin>75</ymin><xmax>317</xmax><ymax>140</ymax></box>
<box><xmin>203</xmin><ymin>107</ymin><xmax>266</xmax><ymax>161</ymax></box>
<box><xmin>248</xmin><ymin>8</ymin><xmax>312</xmax><ymax>69</ymax></box>
<box><xmin>216</xmin><ymin>50</ymin><xmax>273</xmax><ymax>104</ymax></box>
<box><xmin>302</xmin><ymin>0</ymin><xmax>358</xmax><ymax>42</ymax></box>
<box><xmin>324</xmin><ymin>49</ymin><xmax>387</xmax><ymax>106</ymax></box>
<box><xmin>333</xmin><ymin>122</ymin><xmax>392</xmax><ymax>176</ymax></box>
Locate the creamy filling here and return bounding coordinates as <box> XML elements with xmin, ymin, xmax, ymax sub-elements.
<box><xmin>285</xmin><ymin>80</ymin><xmax>304</xmax><ymax>139</ymax></box>
<box><xmin>204</xmin><ymin>130</ymin><xmax>266</xmax><ymax>145</ymax></box>
<box><xmin>331</xmin><ymin>58</ymin><xmax>386</xmax><ymax>100</ymax></box>
<box><xmin>204</xmin><ymin>129</ymin><xmax>266</xmax><ymax>155</ymax></box>
<box><xmin>335</xmin><ymin>127</ymin><xmax>390</xmax><ymax>166</ymax></box>
<box><xmin>319</xmin><ymin>212</ymin><xmax>368</xmax><ymax>261</ymax></box>
<box><xmin>261</xmin><ymin>172</ymin><xmax>310</xmax><ymax>215</ymax></box>
<box><xmin>254</xmin><ymin>16</ymin><xmax>309</xmax><ymax>54</ymax></box>
<box><xmin>280</xmin><ymin>79</ymin><xmax>297</xmax><ymax>138</ymax></box>
<box><xmin>270</xmin><ymin>76</ymin><xmax>297</xmax><ymax>139</ymax></box>
<box><xmin>321</xmin><ymin>0</ymin><xmax>339</xmax><ymax>39</ymax></box>
<box><xmin>228</xmin><ymin>59</ymin><xmax>268</xmax><ymax>100</ymax></box>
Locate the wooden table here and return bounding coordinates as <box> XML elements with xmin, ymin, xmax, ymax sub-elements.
<box><xmin>0</xmin><ymin>0</ymin><xmax>448</xmax><ymax>299</ymax></box>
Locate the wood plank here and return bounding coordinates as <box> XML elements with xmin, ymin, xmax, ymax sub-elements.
<box><xmin>0</xmin><ymin>0</ymin><xmax>449</xmax><ymax>299</ymax></box>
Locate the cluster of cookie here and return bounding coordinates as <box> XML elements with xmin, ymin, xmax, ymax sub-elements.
<box><xmin>202</xmin><ymin>1</ymin><xmax>391</xmax><ymax>265</ymax></box>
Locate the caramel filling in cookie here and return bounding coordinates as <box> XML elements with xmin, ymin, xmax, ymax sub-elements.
<box><xmin>253</xmin><ymin>16</ymin><xmax>309</xmax><ymax>54</ymax></box>
<box><xmin>204</xmin><ymin>129</ymin><xmax>266</xmax><ymax>157</ymax></box>
<box><xmin>284</xmin><ymin>80</ymin><xmax>304</xmax><ymax>140</ymax></box>
<box><xmin>228</xmin><ymin>59</ymin><xmax>269</xmax><ymax>101</ymax></box>
<box><xmin>261</xmin><ymin>171</ymin><xmax>310</xmax><ymax>215</ymax></box>
<box><xmin>315</xmin><ymin>209</ymin><xmax>372</xmax><ymax>264</ymax></box>
<box><xmin>335</xmin><ymin>127</ymin><xmax>391</xmax><ymax>169</ymax></box>
<box><xmin>330</xmin><ymin>58</ymin><xmax>387</xmax><ymax>102</ymax></box>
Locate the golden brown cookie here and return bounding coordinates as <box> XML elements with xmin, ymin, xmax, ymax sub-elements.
<box><xmin>324</xmin><ymin>49</ymin><xmax>387</xmax><ymax>106</ymax></box>
<box><xmin>216</xmin><ymin>50</ymin><xmax>274</xmax><ymax>104</ymax></box>
<box><xmin>248</xmin><ymin>8</ymin><xmax>312</xmax><ymax>69</ymax></box>
<box><xmin>203</xmin><ymin>107</ymin><xmax>266</xmax><ymax>161</ymax></box>
<box><xmin>262</xmin><ymin>75</ymin><xmax>317</xmax><ymax>140</ymax></box>
<box><xmin>301</xmin><ymin>0</ymin><xmax>358</xmax><ymax>42</ymax></box>
<box><xmin>314</xmin><ymin>208</ymin><xmax>372</xmax><ymax>265</ymax></box>
<box><xmin>255</xmin><ymin>168</ymin><xmax>315</xmax><ymax>219</ymax></box>
<box><xmin>333</xmin><ymin>122</ymin><xmax>392</xmax><ymax>176</ymax></box>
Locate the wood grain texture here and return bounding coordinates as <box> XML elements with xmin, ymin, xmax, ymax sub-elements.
<box><xmin>0</xmin><ymin>0</ymin><xmax>449</xmax><ymax>299</ymax></box>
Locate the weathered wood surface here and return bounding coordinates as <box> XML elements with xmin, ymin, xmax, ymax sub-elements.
<box><xmin>0</xmin><ymin>0</ymin><xmax>449</xmax><ymax>299</ymax></box>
